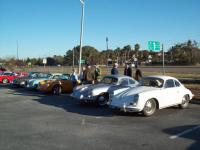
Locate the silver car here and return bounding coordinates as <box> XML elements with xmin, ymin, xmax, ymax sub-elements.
<box><xmin>71</xmin><ymin>75</ymin><xmax>139</xmax><ymax>106</ymax></box>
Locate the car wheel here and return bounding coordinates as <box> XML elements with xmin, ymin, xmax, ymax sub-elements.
<box><xmin>97</xmin><ymin>93</ymin><xmax>109</xmax><ymax>107</ymax></box>
<box><xmin>2</xmin><ymin>78</ymin><xmax>9</xmax><ymax>84</ymax></box>
<box><xmin>142</xmin><ymin>99</ymin><xmax>157</xmax><ymax>117</ymax></box>
<box><xmin>52</xmin><ymin>85</ymin><xmax>62</xmax><ymax>95</ymax></box>
<box><xmin>179</xmin><ymin>95</ymin><xmax>189</xmax><ymax>109</ymax></box>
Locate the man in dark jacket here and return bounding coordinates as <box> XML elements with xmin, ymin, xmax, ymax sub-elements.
<box><xmin>111</xmin><ymin>63</ymin><xmax>119</xmax><ymax>75</ymax></box>
<box><xmin>85</xmin><ymin>64</ymin><xmax>95</xmax><ymax>84</ymax></box>
<box><xmin>135</xmin><ymin>66</ymin><xmax>142</xmax><ymax>81</ymax></box>
<box><xmin>124</xmin><ymin>63</ymin><xmax>132</xmax><ymax>77</ymax></box>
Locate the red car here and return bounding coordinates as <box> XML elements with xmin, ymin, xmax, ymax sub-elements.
<box><xmin>0</xmin><ymin>72</ymin><xmax>23</xmax><ymax>84</ymax></box>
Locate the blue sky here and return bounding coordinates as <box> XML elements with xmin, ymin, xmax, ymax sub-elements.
<box><xmin>0</xmin><ymin>0</ymin><xmax>200</xmax><ymax>58</ymax></box>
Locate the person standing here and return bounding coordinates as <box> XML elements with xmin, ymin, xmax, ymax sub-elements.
<box><xmin>124</xmin><ymin>63</ymin><xmax>132</xmax><ymax>77</ymax></box>
<box><xmin>94</xmin><ymin>65</ymin><xmax>101</xmax><ymax>83</ymax></box>
<box><xmin>85</xmin><ymin>64</ymin><xmax>95</xmax><ymax>84</ymax></box>
<box><xmin>135</xmin><ymin>66</ymin><xmax>142</xmax><ymax>81</ymax></box>
<box><xmin>80</xmin><ymin>66</ymin><xmax>86</xmax><ymax>84</ymax></box>
<box><xmin>111</xmin><ymin>63</ymin><xmax>119</xmax><ymax>75</ymax></box>
<box><xmin>70</xmin><ymin>68</ymin><xmax>78</xmax><ymax>87</ymax></box>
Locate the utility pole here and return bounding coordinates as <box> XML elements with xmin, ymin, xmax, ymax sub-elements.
<box><xmin>17</xmin><ymin>40</ymin><xmax>19</xmax><ymax>60</ymax></box>
<box><xmin>106</xmin><ymin>37</ymin><xmax>108</xmax><ymax>51</ymax></box>
<box><xmin>79</xmin><ymin>0</ymin><xmax>85</xmax><ymax>74</ymax></box>
<box><xmin>106</xmin><ymin>37</ymin><xmax>109</xmax><ymax>66</ymax></box>
<box><xmin>162</xmin><ymin>44</ymin><xmax>165</xmax><ymax>75</ymax></box>
<box><xmin>73</xmin><ymin>47</ymin><xmax>74</xmax><ymax>68</ymax></box>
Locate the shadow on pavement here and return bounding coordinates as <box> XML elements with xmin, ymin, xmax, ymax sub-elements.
<box><xmin>2</xmin><ymin>84</ymin><xmax>114</xmax><ymax>117</ymax></box>
<box><xmin>1</xmin><ymin>84</ymin><xmax>193</xmax><ymax>118</ymax></box>
<box><xmin>163</xmin><ymin>125</ymin><xmax>200</xmax><ymax>150</ymax></box>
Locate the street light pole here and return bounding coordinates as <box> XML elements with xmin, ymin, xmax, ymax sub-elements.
<box><xmin>162</xmin><ymin>44</ymin><xmax>165</xmax><ymax>75</ymax></box>
<box><xmin>17</xmin><ymin>40</ymin><xmax>19</xmax><ymax>60</ymax></box>
<box><xmin>73</xmin><ymin>47</ymin><xmax>74</xmax><ymax>68</ymax></box>
<box><xmin>106</xmin><ymin>37</ymin><xmax>109</xmax><ymax>66</ymax></box>
<box><xmin>79</xmin><ymin>0</ymin><xmax>85</xmax><ymax>74</ymax></box>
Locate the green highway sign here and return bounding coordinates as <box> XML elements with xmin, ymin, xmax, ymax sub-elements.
<box><xmin>148</xmin><ymin>41</ymin><xmax>161</xmax><ymax>52</ymax></box>
<box><xmin>79</xmin><ymin>59</ymin><xmax>85</xmax><ymax>64</ymax></box>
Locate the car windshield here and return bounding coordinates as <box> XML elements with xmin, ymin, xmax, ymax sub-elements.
<box><xmin>100</xmin><ymin>76</ymin><xmax>118</xmax><ymax>84</ymax></box>
<box><xmin>140</xmin><ymin>77</ymin><xmax>164</xmax><ymax>88</ymax></box>
<box><xmin>2</xmin><ymin>72</ymin><xmax>12</xmax><ymax>76</ymax></box>
<box><xmin>58</xmin><ymin>75</ymin><xmax>69</xmax><ymax>80</ymax></box>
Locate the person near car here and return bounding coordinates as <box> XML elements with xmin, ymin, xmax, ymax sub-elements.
<box><xmin>124</xmin><ymin>63</ymin><xmax>132</xmax><ymax>77</ymax></box>
<box><xmin>135</xmin><ymin>65</ymin><xmax>142</xmax><ymax>81</ymax></box>
<box><xmin>94</xmin><ymin>65</ymin><xmax>101</xmax><ymax>83</ymax></box>
<box><xmin>70</xmin><ymin>68</ymin><xmax>78</xmax><ymax>87</ymax></box>
<box><xmin>85</xmin><ymin>64</ymin><xmax>95</xmax><ymax>84</ymax></box>
<box><xmin>111</xmin><ymin>63</ymin><xmax>119</xmax><ymax>75</ymax></box>
<box><xmin>0</xmin><ymin>66</ymin><xmax>6</xmax><ymax>72</ymax></box>
<box><xmin>80</xmin><ymin>66</ymin><xmax>86</xmax><ymax>84</ymax></box>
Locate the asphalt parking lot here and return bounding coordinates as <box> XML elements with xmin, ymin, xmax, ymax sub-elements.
<box><xmin>0</xmin><ymin>84</ymin><xmax>200</xmax><ymax>150</ymax></box>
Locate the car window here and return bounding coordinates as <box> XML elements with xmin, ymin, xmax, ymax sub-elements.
<box><xmin>101</xmin><ymin>77</ymin><xmax>118</xmax><ymax>84</ymax></box>
<box><xmin>59</xmin><ymin>75</ymin><xmax>68</xmax><ymax>80</ymax></box>
<box><xmin>129</xmin><ymin>79</ymin><xmax>135</xmax><ymax>85</ymax></box>
<box><xmin>3</xmin><ymin>73</ymin><xmax>12</xmax><ymax>76</ymax></box>
<box><xmin>165</xmin><ymin>79</ymin><xmax>175</xmax><ymax>88</ymax></box>
<box><xmin>119</xmin><ymin>79</ymin><xmax>129</xmax><ymax>86</ymax></box>
<box><xmin>174</xmin><ymin>80</ymin><xmax>181</xmax><ymax>87</ymax></box>
<box><xmin>52</xmin><ymin>75</ymin><xmax>61</xmax><ymax>79</ymax></box>
<box><xmin>141</xmin><ymin>77</ymin><xmax>164</xmax><ymax>88</ymax></box>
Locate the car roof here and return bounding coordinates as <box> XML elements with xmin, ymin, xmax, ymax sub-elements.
<box><xmin>144</xmin><ymin>75</ymin><xmax>178</xmax><ymax>81</ymax></box>
<box><xmin>51</xmin><ymin>73</ymin><xmax>62</xmax><ymax>76</ymax></box>
<box><xmin>103</xmin><ymin>75</ymin><xmax>135</xmax><ymax>80</ymax></box>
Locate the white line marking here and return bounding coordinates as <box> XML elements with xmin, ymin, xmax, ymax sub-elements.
<box><xmin>81</xmin><ymin>118</ymin><xmax>85</xmax><ymax>126</ymax></box>
<box><xmin>95</xmin><ymin>117</ymin><xmax>102</xmax><ymax>119</ymax></box>
<box><xmin>169</xmin><ymin>125</ymin><xmax>200</xmax><ymax>139</ymax></box>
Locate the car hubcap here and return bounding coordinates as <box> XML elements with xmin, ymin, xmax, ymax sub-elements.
<box><xmin>182</xmin><ymin>96</ymin><xmax>188</xmax><ymax>105</ymax></box>
<box><xmin>54</xmin><ymin>86</ymin><xmax>61</xmax><ymax>95</ymax></box>
<box><xmin>3</xmin><ymin>79</ymin><xmax>8</xmax><ymax>84</ymax></box>
<box><xmin>144</xmin><ymin>101</ymin><xmax>153</xmax><ymax>113</ymax></box>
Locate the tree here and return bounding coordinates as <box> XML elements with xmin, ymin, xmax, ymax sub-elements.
<box><xmin>168</xmin><ymin>40</ymin><xmax>200</xmax><ymax>65</ymax></box>
<box><xmin>134</xmin><ymin>43</ymin><xmax>140</xmax><ymax>57</ymax></box>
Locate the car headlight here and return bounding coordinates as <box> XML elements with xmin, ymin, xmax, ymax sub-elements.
<box><xmin>134</xmin><ymin>94</ymin><xmax>139</xmax><ymax>101</ymax></box>
<box><xmin>129</xmin><ymin>94</ymin><xmax>139</xmax><ymax>106</ymax></box>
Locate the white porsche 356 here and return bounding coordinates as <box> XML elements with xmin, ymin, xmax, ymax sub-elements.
<box><xmin>110</xmin><ymin>76</ymin><xmax>194</xmax><ymax>116</ymax></box>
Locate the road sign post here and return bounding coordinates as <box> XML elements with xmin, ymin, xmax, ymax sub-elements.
<box><xmin>162</xmin><ymin>44</ymin><xmax>165</xmax><ymax>75</ymax></box>
<box><xmin>43</xmin><ymin>58</ymin><xmax>47</xmax><ymax>69</ymax></box>
<box><xmin>148</xmin><ymin>41</ymin><xmax>165</xmax><ymax>75</ymax></box>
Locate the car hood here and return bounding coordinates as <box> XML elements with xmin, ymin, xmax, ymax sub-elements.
<box><xmin>111</xmin><ymin>86</ymin><xmax>160</xmax><ymax>106</ymax></box>
<box><xmin>112</xmin><ymin>86</ymin><xmax>159</xmax><ymax>101</ymax></box>
<box><xmin>74</xmin><ymin>83</ymin><xmax>114</xmax><ymax>96</ymax></box>
<box><xmin>28</xmin><ymin>78</ymin><xmax>48</xmax><ymax>84</ymax></box>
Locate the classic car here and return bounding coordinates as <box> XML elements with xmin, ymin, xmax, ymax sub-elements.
<box><xmin>110</xmin><ymin>76</ymin><xmax>194</xmax><ymax>116</ymax></box>
<box><xmin>0</xmin><ymin>72</ymin><xmax>21</xmax><ymax>84</ymax></box>
<box><xmin>26</xmin><ymin>73</ymin><xmax>66</xmax><ymax>90</ymax></box>
<box><xmin>71</xmin><ymin>75</ymin><xmax>139</xmax><ymax>106</ymax></box>
<box><xmin>37</xmin><ymin>74</ymin><xmax>73</xmax><ymax>95</ymax></box>
<box><xmin>12</xmin><ymin>72</ymin><xmax>48</xmax><ymax>87</ymax></box>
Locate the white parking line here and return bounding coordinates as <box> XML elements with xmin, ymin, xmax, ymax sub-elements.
<box><xmin>95</xmin><ymin>117</ymin><xmax>102</xmax><ymax>119</ymax></box>
<box><xmin>169</xmin><ymin>125</ymin><xmax>200</xmax><ymax>139</ymax></box>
